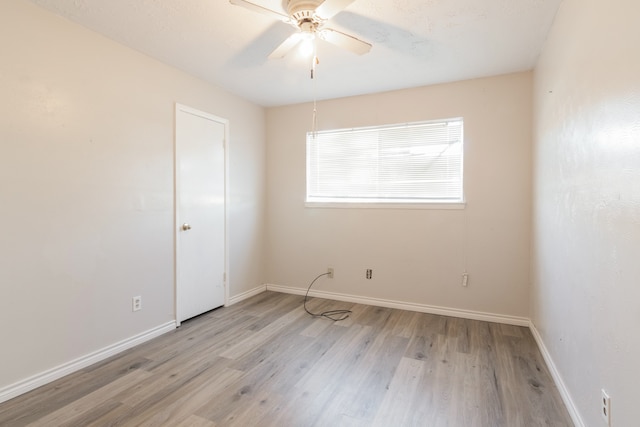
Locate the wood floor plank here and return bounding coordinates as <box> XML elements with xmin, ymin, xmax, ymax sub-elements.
<box><xmin>46</xmin><ymin>399</ymin><xmax>124</xmax><ymax>427</ymax></box>
<box><xmin>218</xmin><ymin>301</ymin><xmax>308</xmax><ymax>360</ymax></box>
<box><xmin>0</xmin><ymin>372</ymin><xmax>98</xmax><ymax>426</ymax></box>
<box><xmin>299</xmin><ymin>316</ymin><xmax>333</xmax><ymax>337</ymax></box>
<box><xmin>134</xmin><ymin>367</ymin><xmax>244</xmax><ymax>426</ymax></box>
<box><xmin>266</xmin><ymin>322</ymin><xmax>351</xmax><ymax>395</ymax></box>
<box><xmin>241</xmin><ymin>294</ymin><xmax>304</xmax><ymax>332</ymax></box>
<box><xmin>26</xmin><ymin>369</ymin><xmax>151</xmax><ymax>427</ymax></box>
<box><xmin>0</xmin><ymin>291</ymin><xmax>574</xmax><ymax>427</ymax></box>
<box><xmin>195</xmin><ymin>321</ymin><xmax>341</xmax><ymax>424</ymax></box>
<box><xmin>175</xmin><ymin>414</ymin><xmax>218</xmax><ymax>427</ymax></box>
<box><xmin>294</xmin><ymin>322</ymin><xmax>372</xmax><ymax>393</ymax></box>
<box><xmin>114</xmin><ymin>355</ymin><xmax>230</xmax><ymax>408</ymax></box>
<box><xmin>372</xmin><ymin>356</ymin><xmax>427</xmax><ymax>427</ymax></box>
<box><xmin>84</xmin><ymin>402</ymin><xmax>135</xmax><ymax>427</ymax></box>
<box><xmin>387</xmin><ymin>309</ymin><xmax>422</xmax><ymax>339</ymax></box>
<box><xmin>140</xmin><ymin>312</ymin><xmax>257</xmax><ymax>370</ymax></box>
<box><xmin>329</xmin><ymin>333</ymin><xmax>410</xmax><ymax>421</ymax></box>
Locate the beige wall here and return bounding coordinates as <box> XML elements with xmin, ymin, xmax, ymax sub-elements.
<box><xmin>0</xmin><ymin>1</ymin><xmax>265</xmax><ymax>392</ymax></box>
<box><xmin>266</xmin><ymin>72</ymin><xmax>532</xmax><ymax>318</ymax></box>
<box><xmin>532</xmin><ymin>0</ymin><xmax>640</xmax><ymax>424</ymax></box>
<box><xmin>13</xmin><ymin>1</ymin><xmax>639</xmax><ymax>422</ymax></box>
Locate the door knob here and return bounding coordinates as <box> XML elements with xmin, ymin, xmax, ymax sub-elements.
<box><xmin>181</xmin><ymin>223</ymin><xmax>192</xmax><ymax>231</ymax></box>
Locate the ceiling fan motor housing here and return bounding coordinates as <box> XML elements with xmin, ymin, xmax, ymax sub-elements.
<box><xmin>287</xmin><ymin>0</ymin><xmax>323</xmax><ymax>23</ymax></box>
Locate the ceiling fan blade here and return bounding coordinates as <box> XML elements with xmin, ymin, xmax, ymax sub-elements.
<box><xmin>319</xmin><ymin>28</ymin><xmax>371</xmax><ymax>55</ymax></box>
<box><xmin>229</xmin><ymin>0</ymin><xmax>291</xmax><ymax>23</ymax></box>
<box><xmin>315</xmin><ymin>0</ymin><xmax>356</xmax><ymax>20</ymax></box>
<box><xmin>268</xmin><ymin>33</ymin><xmax>303</xmax><ymax>59</ymax></box>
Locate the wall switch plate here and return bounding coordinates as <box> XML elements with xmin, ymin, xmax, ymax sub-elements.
<box><xmin>462</xmin><ymin>273</ymin><xmax>469</xmax><ymax>287</ymax></box>
<box><xmin>132</xmin><ymin>296</ymin><xmax>142</xmax><ymax>312</ymax></box>
<box><xmin>601</xmin><ymin>389</ymin><xmax>611</xmax><ymax>425</ymax></box>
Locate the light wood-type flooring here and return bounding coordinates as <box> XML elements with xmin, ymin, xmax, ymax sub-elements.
<box><xmin>0</xmin><ymin>291</ymin><xmax>573</xmax><ymax>426</ymax></box>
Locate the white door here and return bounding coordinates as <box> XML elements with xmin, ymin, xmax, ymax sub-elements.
<box><xmin>175</xmin><ymin>104</ymin><xmax>226</xmax><ymax>323</ymax></box>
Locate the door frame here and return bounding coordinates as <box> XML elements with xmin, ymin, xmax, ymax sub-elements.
<box><xmin>174</xmin><ymin>103</ymin><xmax>229</xmax><ymax>326</ymax></box>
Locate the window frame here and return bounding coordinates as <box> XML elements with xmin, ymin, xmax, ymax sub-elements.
<box><xmin>305</xmin><ymin>118</ymin><xmax>466</xmax><ymax>209</ymax></box>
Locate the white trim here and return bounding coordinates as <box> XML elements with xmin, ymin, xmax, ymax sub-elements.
<box><xmin>0</xmin><ymin>287</ymin><xmax>583</xmax><ymax>427</ymax></box>
<box><xmin>174</xmin><ymin>104</ymin><xmax>230</xmax><ymax>326</ymax></box>
<box><xmin>267</xmin><ymin>285</ymin><xmax>583</xmax><ymax>421</ymax></box>
<box><xmin>305</xmin><ymin>201</ymin><xmax>466</xmax><ymax>210</ymax></box>
<box><xmin>529</xmin><ymin>321</ymin><xmax>584</xmax><ymax>427</ymax></box>
<box><xmin>266</xmin><ymin>284</ymin><xmax>529</xmax><ymax>326</ymax></box>
<box><xmin>0</xmin><ymin>321</ymin><xmax>176</xmax><ymax>404</ymax></box>
<box><xmin>227</xmin><ymin>285</ymin><xmax>267</xmax><ymax>306</ymax></box>
<box><xmin>307</xmin><ymin>118</ymin><xmax>464</xmax><ymax>204</ymax></box>
<box><xmin>222</xmin><ymin>118</ymin><xmax>230</xmax><ymax>309</ymax></box>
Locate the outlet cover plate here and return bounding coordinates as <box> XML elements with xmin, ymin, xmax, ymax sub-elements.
<box><xmin>132</xmin><ymin>296</ymin><xmax>142</xmax><ymax>312</ymax></box>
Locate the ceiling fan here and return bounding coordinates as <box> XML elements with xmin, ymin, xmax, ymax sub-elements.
<box><xmin>229</xmin><ymin>0</ymin><xmax>372</xmax><ymax>59</ymax></box>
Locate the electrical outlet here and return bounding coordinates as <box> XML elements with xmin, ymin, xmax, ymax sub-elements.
<box><xmin>327</xmin><ymin>268</ymin><xmax>334</xmax><ymax>278</ymax></box>
<box><xmin>132</xmin><ymin>296</ymin><xmax>142</xmax><ymax>312</ymax></box>
<box><xmin>601</xmin><ymin>389</ymin><xmax>611</xmax><ymax>425</ymax></box>
<box><xmin>462</xmin><ymin>273</ymin><xmax>469</xmax><ymax>287</ymax></box>
<box><xmin>366</xmin><ymin>269</ymin><xmax>372</xmax><ymax>279</ymax></box>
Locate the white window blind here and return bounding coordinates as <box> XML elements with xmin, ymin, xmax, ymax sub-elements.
<box><xmin>306</xmin><ymin>118</ymin><xmax>464</xmax><ymax>203</ymax></box>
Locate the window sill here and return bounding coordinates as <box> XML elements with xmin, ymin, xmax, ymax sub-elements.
<box><xmin>305</xmin><ymin>201</ymin><xmax>466</xmax><ymax>210</ymax></box>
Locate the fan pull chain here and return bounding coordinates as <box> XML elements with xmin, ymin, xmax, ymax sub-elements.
<box><xmin>310</xmin><ymin>38</ymin><xmax>319</xmax><ymax>138</ymax></box>
<box><xmin>311</xmin><ymin>83</ymin><xmax>318</xmax><ymax>139</ymax></box>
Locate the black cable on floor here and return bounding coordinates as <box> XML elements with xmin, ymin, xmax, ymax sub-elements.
<box><xmin>303</xmin><ymin>272</ymin><xmax>352</xmax><ymax>321</ymax></box>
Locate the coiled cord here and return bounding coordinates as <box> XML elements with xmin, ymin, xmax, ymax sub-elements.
<box><xmin>303</xmin><ymin>272</ymin><xmax>352</xmax><ymax>321</ymax></box>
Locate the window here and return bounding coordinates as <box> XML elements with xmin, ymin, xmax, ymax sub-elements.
<box><xmin>306</xmin><ymin>118</ymin><xmax>464</xmax><ymax>206</ymax></box>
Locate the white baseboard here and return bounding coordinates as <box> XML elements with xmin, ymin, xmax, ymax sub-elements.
<box><xmin>529</xmin><ymin>321</ymin><xmax>584</xmax><ymax>427</ymax></box>
<box><xmin>266</xmin><ymin>284</ymin><xmax>529</xmax><ymax>327</ymax></box>
<box><xmin>227</xmin><ymin>284</ymin><xmax>267</xmax><ymax>306</ymax></box>
<box><xmin>0</xmin><ymin>321</ymin><xmax>176</xmax><ymax>404</ymax></box>
<box><xmin>268</xmin><ymin>285</ymin><xmax>582</xmax><ymax>423</ymax></box>
<box><xmin>1</xmin><ymin>288</ymin><xmax>582</xmax><ymax>427</ymax></box>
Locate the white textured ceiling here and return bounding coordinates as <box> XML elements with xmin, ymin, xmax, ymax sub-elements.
<box><xmin>28</xmin><ymin>0</ymin><xmax>562</xmax><ymax>107</ymax></box>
